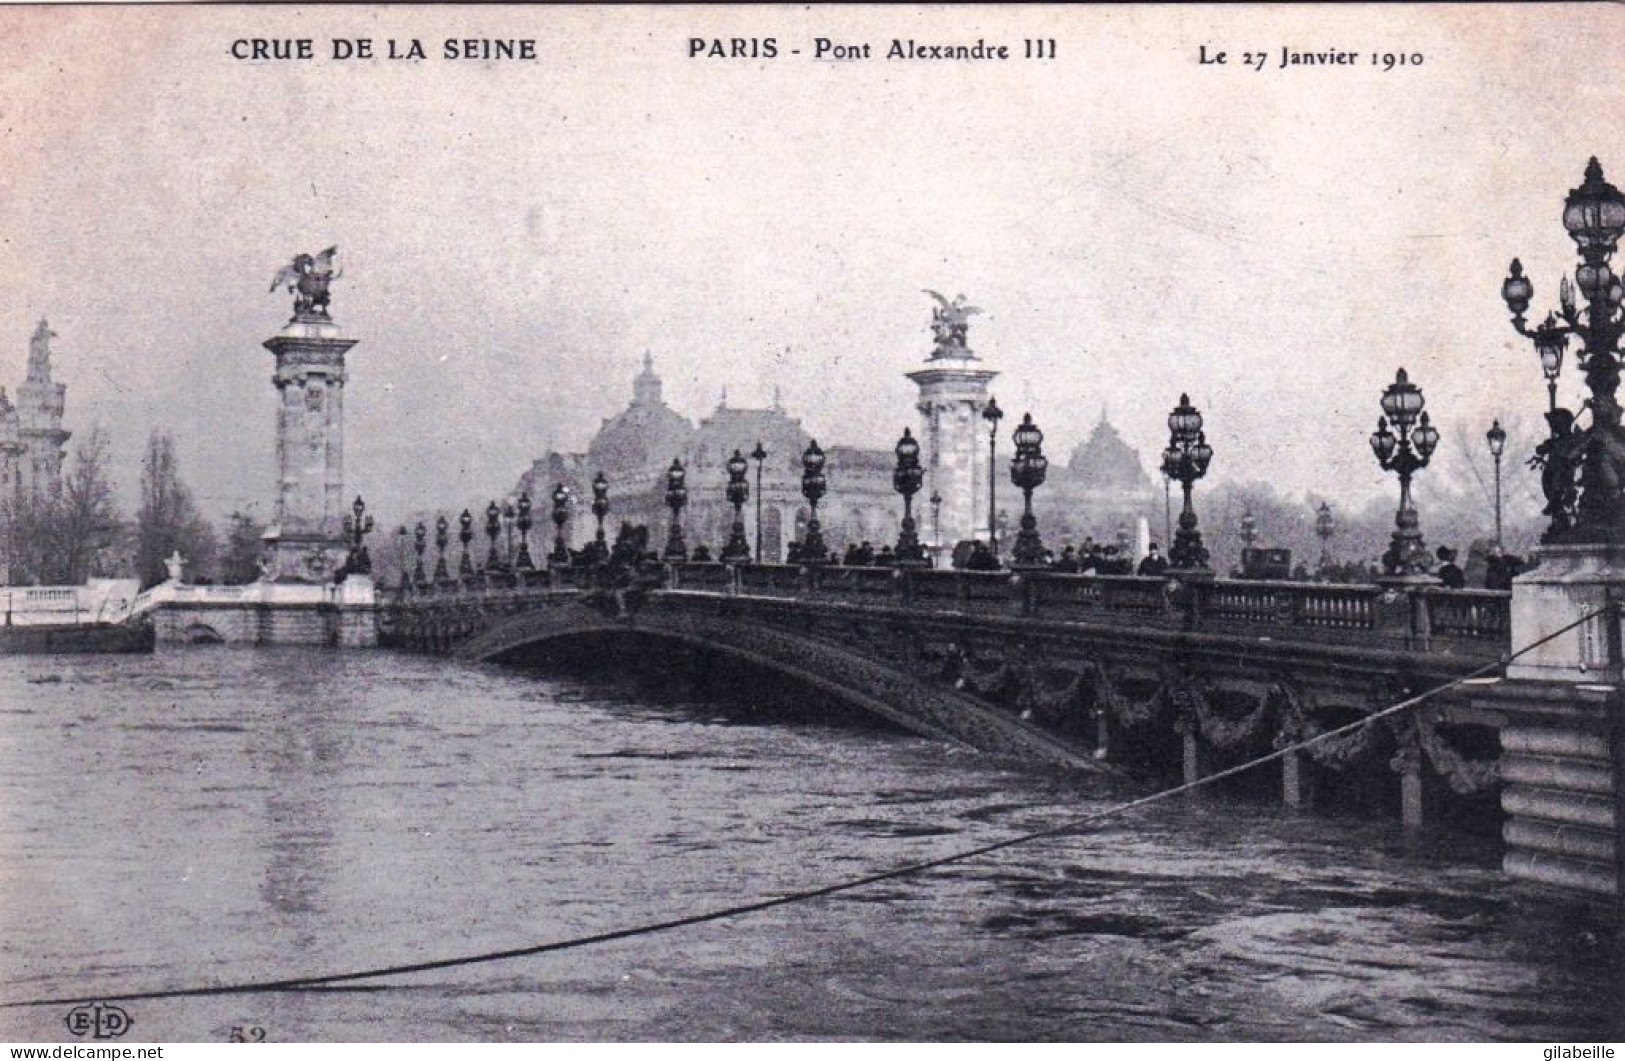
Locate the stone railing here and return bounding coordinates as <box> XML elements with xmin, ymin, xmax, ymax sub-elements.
<box><xmin>662</xmin><ymin>563</ymin><xmax>1511</xmax><ymax>659</ymax></box>
<box><xmin>2</xmin><ymin>578</ymin><xmax>141</xmax><ymax>626</ymax></box>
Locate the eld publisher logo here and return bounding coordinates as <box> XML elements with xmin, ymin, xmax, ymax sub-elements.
<box><xmin>63</xmin><ymin>1002</ymin><xmax>133</xmax><ymax>1039</ymax></box>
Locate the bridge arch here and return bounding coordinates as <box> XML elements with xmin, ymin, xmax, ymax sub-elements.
<box><xmin>451</xmin><ymin>598</ymin><xmax>1093</xmax><ymax>770</ymax></box>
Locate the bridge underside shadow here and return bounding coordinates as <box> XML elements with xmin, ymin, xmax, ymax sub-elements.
<box><xmin>450</xmin><ymin>598</ymin><xmax>1097</xmax><ymax>771</ymax></box>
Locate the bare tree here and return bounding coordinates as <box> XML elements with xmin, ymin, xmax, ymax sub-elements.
<box><xmin>137</xmin><ymin>430</ymin><xmax>216</xmax><ymax>588</ymax></box>
<box><xmin>1</xmin><ymin>424</ymin><xmax>122</xmax><ymax>585</ymax></box>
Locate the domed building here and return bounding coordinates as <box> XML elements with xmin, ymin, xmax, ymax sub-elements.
<box><xmin>518</xmin><ymin>358</ymin><xmax>903</xmax><ymax>561</ymax></box>
<box><xmin>1068</xmin><ymin>410</ymin><xmax>1154</xmax><ymax>493</ymax></box>
<box><xmin>517</xmin><ymin>358</ymin><xmax>1162</xmax><ymax>565</ymax></box>
<box><xmin>584</xmin><ymin>353</ymin><xmax>695</xmax><ymax>480</ymax></box>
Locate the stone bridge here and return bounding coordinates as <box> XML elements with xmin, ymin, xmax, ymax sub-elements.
<box><xmin>379</xmin><ymin>561</ymin><xmax>1623</xmax><ymax>906</ymax></box>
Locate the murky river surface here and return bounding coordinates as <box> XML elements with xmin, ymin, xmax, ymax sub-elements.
<box><xmin>0</xmin><ymin>647</ymin><xmax>1620</xmax><ymax>1042</ymax></box>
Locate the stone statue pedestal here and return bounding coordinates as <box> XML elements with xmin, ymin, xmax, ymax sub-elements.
<box><xmin>260</xmin><ymin>313</ymin><xmax>357</xmax><ymax>584</ymax></box>
<box><xmin>1507</xmin><ymin>544</ymin><xmax>1625</xmax><ymax>682</ymax></box>
<box><xmin>909</xmin><ymin>355</ymin><xmax>998</xmax><ymax>553</ymax></box>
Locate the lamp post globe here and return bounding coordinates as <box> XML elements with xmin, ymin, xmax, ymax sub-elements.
<box><xmin>395</xmin><ymin>525</ymin><xmax>410</xmax><ymax>590</ymax></box>
<box><xmin>1008</xmin><ymin>412</ymin><xmax>1049</xmax><ymax>568</ymax></box>
<box><xmin>721</xmin><ymin>449</ymin><xmax>752</xmax><ymax>564</ymax></box>
<box><xmin>1485</xmin><ymin>418</ymin><xmax>1507</xmax><ymax>548</ymax></box>
<box><xmin>458</xmin><ymin>508</ymin><xmax>475</xmax><ymax>576</ymax></box>
<box><xmin>589</xmin><ymin>473</ymin><xmax>611</xmax><ymax>564</ymax></box>
<box><xmin>483</xmin><ymin>500</ymin><xmax>502</xmax><ymax>572</ymax></box>
<box><xmin>1315</xmin><ymin>502</ymin><xmax>1336</xmax><ymax>575</ymax></box>
<box><xmin>514</xmin><ymin>493</ymin><xmax>535</xmax><ymax>572</ymax></box>
<box><xmin>663</xmin><ymin>458</ymin><xmax>689</xmax><ymax>562</ymax></box>
<box><xmin>1164</xmin><ymin>393</ymin><xmax>1213</xmax><ymax>574</ymax></box>
<box><xmin>982</xmin><ymin>396</ymin><xmax>1004</xmax><ymax>556</ymax></box>
<box><xmin>433</xmin><ymin>513</ymin><xmax>450</xmax><ymax>581</ymax></box>
<box><xmin>799</xmin><ymin>440</ymin><xmax>830</xmax><ymax>564</ymax></box>
<box><xmin>1371</xmin><ymin>368</ymin><xmax>1439</xmax><ymax>579</ymax></box>
<box><xmin>1502</xmin><ymin>158</ymin><xmax>1625</xmax><ymax>543</ymax></box>
<box><xmin>892</xmin><ymin>427</ymin><xmax>927</xmax><ymax>566</ymax></box>
<box><xmin>549</xmin><ymin>484</ymin><xmax>572</xmax><ymax>567</ymax></box>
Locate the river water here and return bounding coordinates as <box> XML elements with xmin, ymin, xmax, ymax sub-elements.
<box><xmin>0</xmin><ymin>647</ymin><xmax>1619</xmax><ymax>1042</ymax></box>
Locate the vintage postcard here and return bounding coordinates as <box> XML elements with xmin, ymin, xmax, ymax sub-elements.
<box><xmin>1</xmin><ymin>3</ymin><xmax>1623</xmax><ymax>1047</ymax></box>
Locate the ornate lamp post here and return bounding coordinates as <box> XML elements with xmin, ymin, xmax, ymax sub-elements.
<box><xmin>1369</xmin><ymin>368</ymin><xmax>1440</xmax><ymax>578</ymax></box>
<box><xmin>1502</xmin><ymin>158</ymin><xmax>1625</xmax><ymax>542</ymax></box>
<box><xmin>892</xmin><ymin>427</ymin><xmax>927</xmax><ymax>566</ymax></box>
<box><xmin>1315</xmin><ymin>502</ymin><xmax>1336</xmax><ymax>574</ymax></box>
<box><xmin>484</xmin><ymin>500</ymin><xmax>501</xmax><ymax>571</ymax></box>
<box><xmin>663</xmin><ymin>458</ymin><xmax>689</xmax><ymax>561</ymax></box>
<box><xmin>412</xmin><ymin>521</ymin><xmax>428</xmax><ymax>584</ymax></box>
<box><xmin>1486</xmin><ymin>419</ymin><xmax>1507</xmax><ymax>547</ymax></box>
<box><xmin>800</xmin><ymin>440</ymin><xmax>830</xmax><ymax>564</ymax></box>
<box><xmin>342</xmin><ymin>496</ymin><xmax>374</xmax><ymax>575</ymax></box>
<box><xmin>395</xmin><ymin>525</ymin><xmax>409</xmax><ymax>590</ymax></box>
<box><xmin>501</xmin><ymin>499</ymin><xmax>517</xmax><ymax>567</ymax></box>
<box><xmin>550</xmin><ymin>484</ymin><xmax>571</xmax><ymax>565</ymax></box>
<box><xmin>721</xmin><ymin>449</ymin><xmax>752</xmax><ymax>563</ymax></box>
<box><xmin>750</xmin><ymin>441</ymin><xmax>767</xmax><ymax>561</ymax></box>
<box><xmin>590</xmin><ymin>472</ymin><xmax>610</xmax><ymax>563</ymax></box>
<box><xmin>515</xmin><ymin>493</ymin><xmax>535</xmax><ymax>571</ymax></box>
<box><xmin>1008</xmin><ymin>413</ymin><xmax>1049</xmax><ymax>568</ymax></box>
<box><xmin>983</xmin><ymin>396</ymin><xmax>1004</xmax><ymax>555</ymax></box>
<box><xmin>433</xmin><ymin>514</ymin><xmax>450</xmax><ymax>580</ymax></box>
<box><xmin>1160</xmin><ymin>394</ymin><xmax>1214</xmax><ymax>572</ymax></box>
<box><xmin>458</xmin><ymin>509</ymin><xmax>474</xmax><ymax>576</ymax></box>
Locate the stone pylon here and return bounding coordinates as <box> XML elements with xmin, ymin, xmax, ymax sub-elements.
<box><xmin>260</xmin><ymin>311</ymin><xmax>357</xmax><ymax>583</ymax></box>
<box><xmin>907</xmin><ymin>297</ymin><xmax>998</xmax><ymax>559</ymax></box>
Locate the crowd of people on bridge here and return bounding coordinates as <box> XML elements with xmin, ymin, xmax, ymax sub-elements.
<box><xmin>555</xmin><ymin>521</ymin><xmax>1526</xmax><ymax>592</ymax></box>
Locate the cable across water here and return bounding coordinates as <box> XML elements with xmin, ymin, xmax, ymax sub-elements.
<box><xmin>2</xmin><ymin>604</ymin><xmax>1610</xmax><ymax>1010</ymax></box>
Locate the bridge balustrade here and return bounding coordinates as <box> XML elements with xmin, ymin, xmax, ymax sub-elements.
<box><xmin>735</xmin><ymin>563</ymin><xmax>804</xmax><ymax>599</ymax></box>
<box><xmin>1416</xmin><ymin>586</ymin><xmax>1511</xmax><ymax>645</ymax></box>
<box><xmin>385</xmin><ymin>559</ymin><xmax>1513</xmax><ymax>662</ymax></box>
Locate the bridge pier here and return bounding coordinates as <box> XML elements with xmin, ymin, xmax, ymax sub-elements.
<box><xmin>1281</xmin><ymin>749</ymin><xmax>1314</xmax><ymax>810</ymax></box>
<box><xmin>1181</xmin><ymin>731</ymin><xmax>1207</xmax><ymax>792</ymax></box>
<box><xmin>1400</xmin><ymin>758</ymin><xmax>1426</xmax><ymax>830</ymax></box>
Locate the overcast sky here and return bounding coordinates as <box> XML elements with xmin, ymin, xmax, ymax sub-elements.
<box><xmin>1</xmin><ymin>4</ymin><xmax>1620</xmax><ymax>526</ymax></box>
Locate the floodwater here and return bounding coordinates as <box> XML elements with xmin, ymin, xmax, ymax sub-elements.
<box><xmin>0</xmin><ymin>647</ymin><xmax>1619</xmax><ymax>1042</ymax></box>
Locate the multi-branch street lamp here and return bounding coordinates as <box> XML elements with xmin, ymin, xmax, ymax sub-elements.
<box><xmin>501</xmin><ymin>499</ymin><xmax>517</xmax><ymax>567</ymax></box>
<box><xmin>550</xmin><ymin>484</ymin><xmax>571</xmax><ymax>566</ymax></box>
<box><xmin>413</xmin><ymin>520</ymin><xmax>428</xmax><ymax>584</ymax></box>
<box><xmin>1315</xmin><ymin>502</ymin><xmax>1336</xmax><ymax>574</ymax></box>
<box><xmin>1502</xmin><ymin>157</ymin><xmax>1625</xmax><ymax>544</ymax></box>
<box><xmin>800</xmin><ymin>440</ymin><xmax>830</xmax><ymax>564</ymax></box>
<box><xmin>664</xmin><ymin>458</ymin><xmax>689</xmax><ymax>562</ymax></box>
<box><xmin>1009</xmin><ymin>413</ymin><xmax>1049</xmax><ymax>568</ymax></box>
<box><xmin>343</xmin><ymin>495</ymin><xmax>374</xmax><ymax>575</ymax></box>
<box><xmin>483</xmin><ymin>500</ymin><xmax>501</xmax><ymax>571</ymax></box>
<box><xmin>982</xmin><ymin>396</ymin><xmax>1004</xmax><ymax>556</ymax></box>
<box><xmin>1161</xmin><ymin>394</ymin><xmax>1214</xmax><ymax>572</ymax></box>
<box><xmin>892</xmin><ymin>427</ymin><xmax>927</xmax><ymax>566</ymax></box>
<box><xmin>750</xmin><ymin>441</ymin><xmax>767</xmax><ymax>561</ymax></box>
<box><xmin>433</xmin><ymin>514</ymin><xmax>450</xmax><ymax>581</ymax></box>
<box><xmin>590</xmin><ymin>473</ymin><xmax>610</xmax><ymax>563</ymax></box>
<box><xmin>1486</xmin><ymin>419</ymin><xmax>1507</xmax><ymax>548</ymax></box>
<box><xmin>515</xmin><ymin>493</ymin><xmax>535</xmax><ymax>571</ymax></box>
<box><xmin>1369</xmin><ymin>368</ymin><xmax>1440</xmax><ymax>578</ymax></box>
<box><xmin>458</xmin><ymin>509</ymin><xmax>474</xmax><ymax>576</ymax></box>
<box><xmin>721</xmin><ymin>449</ymin><xmax>752</xmax><ymax>563</ymax></box>
<box><xmin>1239</xmin><ymin>508</ymin><xmax>1258</xmax><ymax>552</ymax></box>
